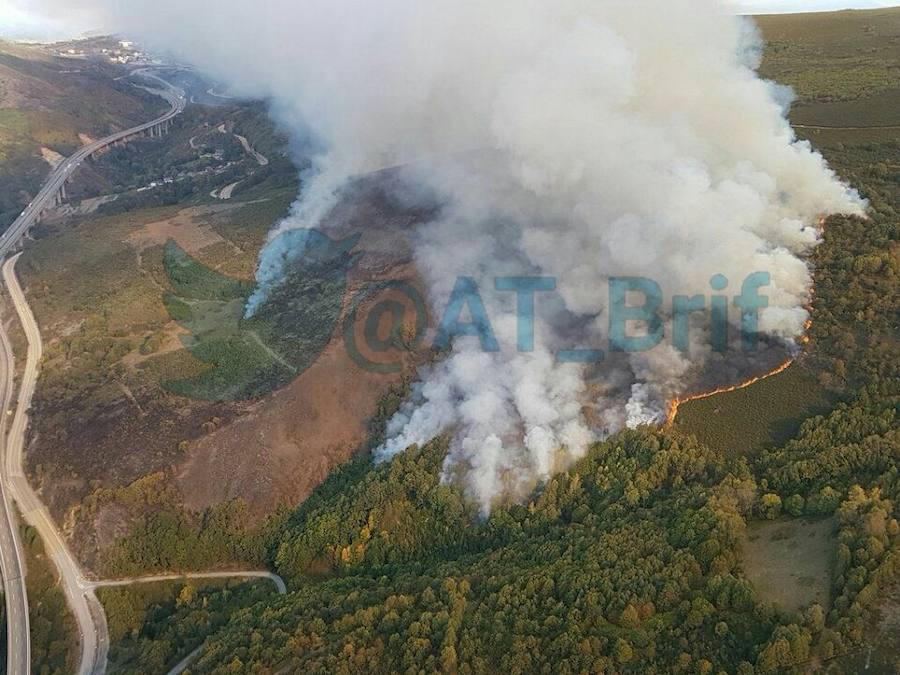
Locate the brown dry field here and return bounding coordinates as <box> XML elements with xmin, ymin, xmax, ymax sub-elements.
<box><xmin>176</xmin><ymin>261</ymin><xmax>426</xmax><ymax>516</ymax></box>
<box><xmin>741</xmin><ymin>517</ymin><xmax>836</xmax><ymax>614</ymax></box>
<box><xmin>16</xmin><ymin>162</ymin><xmax>433</xmax><ymax>568</ymax></box>
<box><xmin>126</xmin><ymin>204</ymin><xmax>235</xmax><ymax>254</ymax></box>
<box><xmin>174</xmin><ymin>177</ymin><xmax>432</xmax><ymax>517</ymax></box>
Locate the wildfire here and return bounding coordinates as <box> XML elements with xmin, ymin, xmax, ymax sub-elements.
<box><xmin>664</xmin><ymin>357</ymin><xmax>795</xmax><ymax>427</ymax></box>
<box><xmin>665</xmin><ymin>215</ymin><xmax>825</xmax><ymax>428</ymax></box>
<box><xmin>799</xmin><ymin>317</ymin><xmax>813</xmax><ymax>345</ymax></box>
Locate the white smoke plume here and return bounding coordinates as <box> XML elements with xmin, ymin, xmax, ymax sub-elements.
<box><xmin>22</xmin><ymin>0</ymin><xmax>864</xmax><ymax>512</ymax></box>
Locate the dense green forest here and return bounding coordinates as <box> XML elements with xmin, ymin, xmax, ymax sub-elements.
<box><xmin>20</xmin><ymin>523</ymin><xmax>78</xmax><ymax>675</ymax></box>
<box><xmin>108</xmin><ymin>187</ymin><xmax>898</xmax><ymax>672</ymax></box>
<box><xmin>95</xmin><ymin>9</ymin><xmax>899</xmax><ymax>675</ymax></box>
<box><xmin>121</xmin><ymin>382</ymin><xmax>898</xmax><ymax>673</ymax></box>
<box><xmin>98</xmin><ymin>579</ymin><xmax>275</xmax><ymax>674</ymax></box>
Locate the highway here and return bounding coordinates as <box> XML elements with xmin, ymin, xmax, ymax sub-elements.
<box><xmin>0</xmin><ymin>73</ymin><xmax>186</xmax><ymax>254</ymax></box>
<box><xmin>0</xmin><ymin>71</ymin><xmax>185</xmax><ymax>675</ymax></box>
<box><xmin>0</xmin><ymin>69</ymin><xmax>288</xmax><ymax>675</ymax></box>
<box><xmin>0</xmin><ymin>281</ymin><xmax>29</xmax><ymax>675</ymax></box>
<box><xmin>2</xmin><ymin>254</ymin><xmax>110</xmax><ymax>675</ymax></box>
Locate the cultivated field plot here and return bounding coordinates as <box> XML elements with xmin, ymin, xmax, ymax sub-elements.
<box><xmin>741</xmin><ymin>517</ymin><xmax>836</xmax><ymax>614</ymax></box>
<box><xmin>757</xmin><ymin>8</ymin><xmax>900</xmax><ymax>114</ymax></box>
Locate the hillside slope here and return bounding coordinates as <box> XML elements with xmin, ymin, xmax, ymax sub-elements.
<box><xmin>116</xmin><ymin>9</ymin><xmax>900</xmax><ymax>674</ymax></box>
<box><xmin>0</xmin><ymin>40</ymin><xmax>166</xmax><ymax>230</ymax></box>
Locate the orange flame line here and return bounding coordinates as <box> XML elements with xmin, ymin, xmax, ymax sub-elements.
<box><xmin>664</xmin><ymin>357</ymin><xmax>795</xmax><ymax>427</ymax></box>
<box><xmin>664</xmin><ymin>216</ymin><xmax>825</xmax><ymax>428</ymax></box>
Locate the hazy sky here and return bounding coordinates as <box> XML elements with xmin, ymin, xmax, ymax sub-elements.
<box><xmin>733</xmin><ymin>0</ymin><xmax>899</xmax><ymax>11</ymax></box>
<box><xmin>1</xmin><ymin>0</ymin><xmax>899</xmax><ymax>40</ymax></box>
<box><xmin>0</xmin><ymin>1</ymin><xmax>95</xmax><ymax>41</ymax></box>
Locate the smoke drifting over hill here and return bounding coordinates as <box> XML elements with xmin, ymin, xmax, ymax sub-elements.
<box><xmin>25</xmin><ymin>0</ymin><xmax>865</xmax><ymax>511</ymax></box>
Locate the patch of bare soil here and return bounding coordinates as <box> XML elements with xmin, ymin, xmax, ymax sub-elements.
<box><xmin>90</xmin><ymin>500</ymin><xmax>133</xmax><ymax>553</ymax></box>
<box><xmin>40</xmin><ymin>146</ymin><xmax>64</xmax><ymax>169</ymax></box>
<box><xmin>127</xmin><ymin>204</ymin><xmax>240</xmax><ymax>254</ymax></box>
<box><xmin>45</xmin><ymin>195</ymin><xmax>119</xmax><ymax>221</ymax></box>
<box><xmin>742</xmin><ymin>517</ymin><xmax>836</xmax><ymax>613</ymax></box>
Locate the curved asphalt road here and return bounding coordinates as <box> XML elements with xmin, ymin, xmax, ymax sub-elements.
<box><xmin>0</xmin><ymin>71</ymin><xmax>185</xmax><ymax>675</ymax></box>
<box><xmin>0</xmin><ymin>70</ymin><xmax>288</xmax><ymax>675</ymax></box>
<box><xmin>0</xmin><ymin>283</ymin><xmax>29</xmax><ymax>675</ymax></box>
<box><xmin>2</xmin><ymin>254</ymin><xmax>110</xmax><ymax>675</ymax></box>
<box><xmin>0</xmin><ymin>75</ymin><xmax>186</xmax><ymax>253</ymax></box>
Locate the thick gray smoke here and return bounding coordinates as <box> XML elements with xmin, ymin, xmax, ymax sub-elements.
<box><xmin>23</xmin><ymin>0</ymin><xmax>864</xmax><ymax>512</ymax></box>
